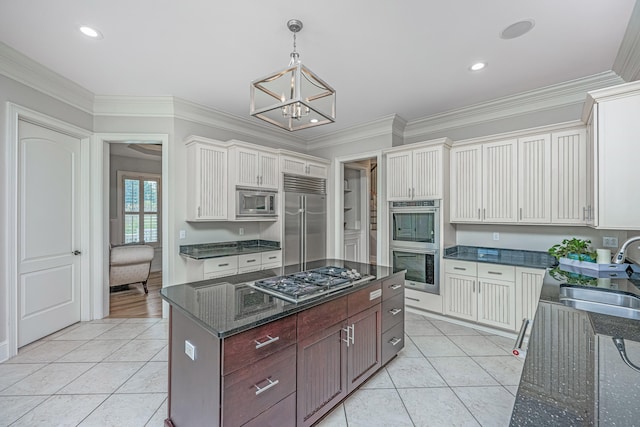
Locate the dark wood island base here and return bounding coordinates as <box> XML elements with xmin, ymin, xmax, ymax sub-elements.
<box><xmin>161</xmin><ymin>261</ymin><xmax>404</xmax><ymax>427</ymax></box>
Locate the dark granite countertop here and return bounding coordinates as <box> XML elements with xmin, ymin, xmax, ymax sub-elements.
<box><xmin>179</xmin><ymin>239</ymin><xmax>280</xmax><ymax>259</ymax></box>
<box><xmin>160</xmin><ymin>259</ymin><xmax>396</xmax><ymax>338</ymax></box>
<box><xmin>510</xmin><ymin>265</ymin><xmax>640</xmax><ymax>426</ymax></box>
<box><xmin>443</xmin><ymin>245</ymin><xmax>557</xmax><ymax>269</ymax></box>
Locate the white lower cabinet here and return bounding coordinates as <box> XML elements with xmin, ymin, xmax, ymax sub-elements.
<box><xmin>186</xmin><ymin>250</ymin><xmax>282</xmax><ymax>281</ymax></box>
<box><xmin>443</xmin><ymin>260</ymin><xmax>542</xmax><ymax>332</ymax></box>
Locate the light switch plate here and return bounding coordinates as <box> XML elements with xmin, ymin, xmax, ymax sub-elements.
<box><xmin>185</xmin><ymin>340</ymin><xmax>196</xmax><ymax>361</ymax></box>
<box><xmin>179</xmin><ymin>230</ymin><xmax>186</xmax><ymax>239</ymax></box>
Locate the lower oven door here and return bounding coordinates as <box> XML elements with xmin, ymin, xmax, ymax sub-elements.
<box><xmin>390</xmin><ymin>247</ymin><xmax>439</xmax><ymax>294</ymax></box>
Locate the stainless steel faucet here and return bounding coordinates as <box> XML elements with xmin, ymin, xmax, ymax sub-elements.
<box><xmin>613</xmin><ymin>236</ymin><xmax>640</xmax><ymax>264</ymax></box>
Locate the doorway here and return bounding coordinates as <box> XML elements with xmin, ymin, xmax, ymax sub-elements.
<box><xmin>108</xmin><ymin>143</ymin><xmax>163</xmax><ymax>318</ymax></box>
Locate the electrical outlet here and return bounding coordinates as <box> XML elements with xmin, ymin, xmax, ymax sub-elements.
<box><xmin>603</xmin><ymin>236</ymin><xmax>618</xmax><ymax>248</ymax></box>
<box><xmin>179</xmin><ymin>230</ymin><xmax>186</xmax><ymax>239</ymax></box>
<box><xmin>493</xmin><ymin>232</ymin><xmax>500</xmax><ymax>241</ymax></box>
<box><xmin>185</xmin><ymin>340</ymin><xmax>196</xmax><ymax>361</ymax></box>
<box><xmin>239</xmin><ymin>227</ymin><xmax>244</xmax><ymax>236</ymax></box>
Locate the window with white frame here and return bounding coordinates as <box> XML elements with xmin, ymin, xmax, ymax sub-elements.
<box><xmin>117</xmin><ymin>171</ymin><xmax>161</xmax><ymax>246</ymax></box>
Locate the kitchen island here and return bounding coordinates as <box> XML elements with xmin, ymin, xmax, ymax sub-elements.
<box><xmin>510</xmin><ymin>266</ymin><xmax>640</xmax><ymax>425</ymax></box>
<box><xmin>160</xmin><ymin>259</ymin><xmax>405</xmax><ymax>427</ymax></box>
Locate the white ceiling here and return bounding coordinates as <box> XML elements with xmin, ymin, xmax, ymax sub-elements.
<box><xmin>0</xmin><ymin>1</ymin><xmax>636</xmax><ymax>138</ymax></box>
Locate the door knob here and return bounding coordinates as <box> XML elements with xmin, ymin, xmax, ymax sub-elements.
<box><xmin>72</xmin><ymin>250</ymin><xmax>82</xmax><ymax>255</ymax></box>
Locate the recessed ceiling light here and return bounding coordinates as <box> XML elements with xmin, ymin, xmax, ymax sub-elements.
<box><xmin>469</xmin><ymin>62</ymin><xmax>487</xmax><ymax>72</ymax></box>
<box><xmin>500</xmin><ymin>19</ymin><xmax>535</xmax><ymax>40</ymax></box>
<box><xmin>310</xmin><ymin>118</ymin><xmax>319</xmax><ymax>124</ymax></box>
<box><xmin>79</xmin><ymin>25</ymin><xmax>103</xmax><ymax>39</ymax></box>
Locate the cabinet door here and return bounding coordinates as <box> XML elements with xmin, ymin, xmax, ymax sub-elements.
<box><xmin>477</xmin><ymin>278</ymin><xmax>516</xmax><ymax>330</ymax></box>
<box><xmin>187</xmin><ymin>143</ymin><xmax>227</xmax><ymax>220</ymax></box>
<box><xmin>347</xmin><ymin>304</ymin><xmax>381</xmax><ymax>393</ymax></box>
<box><xmin>236</xmin><ymin>148</ymin><xmax>261</xmax><ymax>187</ymax></box>
<box><xmin>413</xmin><ymin>146</ymin><xmax>442</xmax><ymax>199</ymax></box>
<box><xmin>343</xmin><ymin>236</ymin><xmax>360</xmax><ymax>262</ymax></box>
<box><xmin>281</xmin><ymin>155</ymin><xmax>307</xmax><ymax>176</ymax></box>
<box><xmin>297</xmin><ymin>322</ymin><xmax>348</xmax><ymax>427</ymax></box>
<box><xmin>306</xmin><ymin>160</ymin><xmax>329</xmax><ymax>178</ymax></box>
<box><xmin>518</xmin><ymin>134</ymin><xmax>551</xmax><ymax>223</ymax></box>
<box><xmin>585</xmin><ymin>113</ymin><xmax>597</xmax><ymax>226</ymax></box>
<box><xmin>482</xmin><ymin>139</ymin><xmax>517</xmax><ymax>223</ymax></box>
<box><xmin>551</xmin><ymin>129</ymin><xmax>587</xmax><ymax>224</ymax></box>
<box><xmin>259</xmin><ymin>151</ymin><xmax>279</xmax><ymax>189</ymax></box>
<box><xmin>443</xmin><ymin>273</ymin><xmax>476</xmax><ymax>321</ymax></box>
<box><xmin>386</xmin><ymin>151</ymin><xmax>413</xmax><ymax>201</ymax></box>
<box><xmin>450</xmin><ymin>145</ymin><xmax>482</xmax><ymax>222</ymax></box>
<box><xmin>514</xmin><ymin>267</ymin><xmax>544</xmax><ymax>328</ymax></box>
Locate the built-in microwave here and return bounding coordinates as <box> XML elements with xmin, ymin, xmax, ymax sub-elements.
<box><xmin>236</xmin><ymin>188</ymin><xmax>277</xmax><ymax>217</ymax></box>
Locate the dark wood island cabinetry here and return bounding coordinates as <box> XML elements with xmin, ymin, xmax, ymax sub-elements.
<box><xmin>161</xmin><ymin>260</ymin><xmax>404</xmax><ymax>427</ymax></box>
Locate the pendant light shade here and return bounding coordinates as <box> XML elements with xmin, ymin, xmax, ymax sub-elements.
<box><xmin>250</xmin><ymin>19</ymin><xmax>336</xmax><ymax>132</ymax></box>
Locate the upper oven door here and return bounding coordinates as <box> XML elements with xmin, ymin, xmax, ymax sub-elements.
<box><xmin>391</xmin><ymin>208</ymin><xmax>438</xmax><ymax>248</ymax></box>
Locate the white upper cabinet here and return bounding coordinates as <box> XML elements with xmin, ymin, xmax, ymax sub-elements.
<box><xmin>518</xmin><ymin>134</ymin><xmax>551</xmax><ymax>223</ymax></box>
<box><xmin>482</xmin><ymin>139</ymin><xmax>518</xmax><ymax>223</ymax></box>
<box><xmin>280</xmin><ymin>153</ymin><xmax>329</xmax><ymax>179</ymax></box>
<box><xmin>450</xmin><ymin>145</ymin><xmax>482</xmax><ymax>222</ymax></box>
<box><xmin>230</xmin><ymin>146</ymin><xmax>279</xmax><ymax>190</ymax></box>
<box><xmin>186</xmin><ymin>138</ymin><xmax>228</xmax><ymax>221</ymax></box>
<box><xmin>386</xmin><ymin>139</ymin><xmax>450</xmax><ymax>201</ymax></box>
<box><xmin>550</xmin><ymin>128</ymin><xmax>587</xmax><ymax>224</ymax></box>
<box><xmin>583</xmin><ymin>81</ymin><xmax>640</xmax><ymax>230</ymax></box>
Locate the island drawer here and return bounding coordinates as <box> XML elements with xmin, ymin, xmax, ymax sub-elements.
<box><xmin>223</xmin><ymin>315</ymin><xmax>297</xmax><ymax>375</ymax></box>
<box><xmin>348</xmin><ymin>282</ymin><xmax>382</xmax><ymax>316</ymax></box>
<box><xmin>298</xmin><ymin>295</ymin><xmax>347</xmax><ymax>337</ymax></box>
<box><xmin>243</xmin><ymin>392</ymin><xmax>296</xmax><ymax>427</ymax></box>
<box><xmin>444</xmin><ymin>260</ymin><xmax>477</xmax><ymax>276</ymax></box>
<box><xmin>477</xmin><ymin>263</ymin><xmax>515</xmax><ymax>281</ymax></box>
<box><xmin>382</xmin><ymin>274</ymin><xmax>404</xmax><ymax>300</ymax></box>
<box><xmin>382</xmin><ymin>293</ymin><xmax>404</xmax><ymax>331</ymax></box>
<box><xmin>222</xmin><ymin>344</ymin><xmax>296</xmax><ymax>426</ymax></box>
<box><xmin>381</xmin><ymin>321</ymin><xmax>404</xmax><ymax>365</ymax></box>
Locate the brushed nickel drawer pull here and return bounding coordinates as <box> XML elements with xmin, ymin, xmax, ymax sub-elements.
<box><xmin>488</xmin><ymin>271</ymin><xmax>502</xmax><ymax>275</ymax></box>
<box><xmin>268</xmin><ymin>256</ymin><xmax>277</xmax><ymax>259</ymax></box>
<box><xmin>453</xmin><ymin>267</ymin><xmax>466</xmax><ymax>271</ymax></box>
<box><xmin>390</xmin><ymin>284</ymin><xmax>402</xmax><ymax>290</ymax></box>
<box><xmin>254</xmin><ymin>378</ymin><xmax>279</xmax><ymax>395</ymax></box>
<box><xmin>246</xmin><ymin>259</ymin><xmax>257</xmax><ymax>263</ymax></box>
<box><xmin>405</xmin><ymin>296</ymin><xmax>420</xmax><ymax>302</ymax></box>
<box><xmin>389</xmin><ymin>308</ymin><xmax>403</xmax><ymax>316</ymax></box>
<box><xmin>219</xmin><ymin>263</ymin><xmax>229</xmax><ymax>267</ymax></box>
<box><xmin>389</xmin><ymin>337</ymin><xmax>402</xmax><ymax>346</ymax></box>
<box><xmin>255</xmin><ymin>335</ymin><xmax>280</xmax><ymax>349</ymax></box>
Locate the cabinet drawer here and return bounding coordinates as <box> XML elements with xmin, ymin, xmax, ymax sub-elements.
<box><xmin>223</xmin><ymin>315</ymin><xmax>297</xmax><ymax>375</ymax></box>
<box><xmin>203</xmin><ymin>255</ymin><xmax>239</xmax><ymax>274</ymax></box>
<box><xmin>382</xmin><ymin>274</ymin><xmax>404</xmax><ymax>300</ymax></box>
<box><xmin>381</xmin><ymin>321</ymin><xmax>404</xmax><ymax>365</ymax></box>
<box><xmin>243</xmin><ymin>392</ymin><xmax>296</xmax><ymax>427</ymax></box>
<box><xmin>382</xmin><ymin>293</ymin><xmax>405</xmax><ymax>332</ymax></box>
<box><xmin>261</xmin><ymin>251</ymin><xmax>282</xmax><ymax>266</ymax></box>
<box><xmin>203</xmin><ymin>269</ymin><xmax>236</xmax><ymax>280</ymax></box>
<box><xmin>239</xmin><ymin>253</ymin><xmax>261</xmax><ymax>271</ymax></box>
<box><xmin>444</xmin><ymin>260</ymin><xmax>477</xmax><ymax>276</ymax></box>
<box><xmin>298</xmin><ymin>296</ymin><xmax>347</xmax><ymax>338</ymax></box>
<box><xmin>223</xmin><ymin>344</ymin><xmax>297</xmax><ymax>426</ymax></box>
<box><xmin>477</xmin><ymin>263</ymin><xmax>515</xmax><ymax>281</ymax></box>
<box><xmin>348</xmin><ymin>282</ymin><xmax>382</xmax><ymax>316</ymax></box>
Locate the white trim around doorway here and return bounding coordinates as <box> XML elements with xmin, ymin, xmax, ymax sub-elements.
<box><xmin>3</xmin><ymin>102</ymin><xmax>92</xmax><ymax>360</ymax></box>
<box><xmin>91</xmin><ymin>133</ymin><xmax>170</xmax><ymax>319</ymax></box>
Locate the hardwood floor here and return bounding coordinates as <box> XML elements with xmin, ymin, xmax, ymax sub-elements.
<box><xmin>108</xmin><ymin>271</ymin><xmax>163</xmax><ymax>318</ymax></box>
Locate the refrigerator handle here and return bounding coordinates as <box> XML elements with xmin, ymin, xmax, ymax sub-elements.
<box><xmin>300</xmin><ymin>196</ymin><xmax>306</xmax><ymax>267</ymax></box>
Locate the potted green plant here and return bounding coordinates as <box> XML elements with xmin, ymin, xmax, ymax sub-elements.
<box><xmin>548</xmin><ymin>238</ymin><xmax>597</xmax><ymax>262</ymax></box>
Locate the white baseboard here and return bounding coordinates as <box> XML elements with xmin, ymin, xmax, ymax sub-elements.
<box><xmin>0</xmin><ymin>340</ymin><xmax>8</xmax><ymax>363</ymax></box>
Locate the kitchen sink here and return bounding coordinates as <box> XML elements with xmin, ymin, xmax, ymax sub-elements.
<box><xmin>559</xmin><ymin>286</ymin><xmax>640</xmax><ymax>320</ymax></box>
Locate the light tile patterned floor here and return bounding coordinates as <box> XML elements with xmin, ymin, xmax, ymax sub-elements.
<box><xmin>0</xmin><ymin>311</ymin><xmax>522</xmax><ymax>426</ymax></box>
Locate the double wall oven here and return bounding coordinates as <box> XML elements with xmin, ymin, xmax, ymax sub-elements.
<box><xmin>389</xmin><ymin>200</ymin><xmax>440</xmax><ymax>294</ymax></box>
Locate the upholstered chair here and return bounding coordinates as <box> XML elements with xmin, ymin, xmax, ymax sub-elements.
<box><xmin>109</xmin><ymin>244</ymin><xmax>155</xmax><ymax>294</ymax></box>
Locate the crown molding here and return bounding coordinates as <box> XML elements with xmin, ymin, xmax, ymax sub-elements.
<box><xmin>93</xmin><ymin>95</ymin><xmax>175</xmax><ymax>117</ymax></box>
<box><xmin>614</xmin><ymin>1</ymin><xmax>640</xmax><ymax>82</ymax></box>
<box><xmin>0</xmin><ymin>42</ymin><xmax>94</xmax><ymax>113</ymax></box>
<box><xmin>403</xmin><ymin>71</ymin><xmax>624</xmax><ymax>140</ymax></box>
<box><xmin>306</xmin><ymin>114</ymin><xmax>406</xmax><ymax>149</ymax></box>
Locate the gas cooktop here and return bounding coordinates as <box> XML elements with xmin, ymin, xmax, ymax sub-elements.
<box><xmin>250</xmin><ymin>266</ymin><xmax>374</xmax><ymax>303</ymax></box>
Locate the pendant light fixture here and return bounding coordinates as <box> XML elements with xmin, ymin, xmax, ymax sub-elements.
<box><xmin>250</xmin><ymin>19</ymin><xmax>336</xmax><ymax>132</ymax></box>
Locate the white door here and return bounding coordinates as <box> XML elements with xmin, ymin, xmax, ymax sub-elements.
<box><xmin>18</xmin><ymin>120</ymin><xmax>82</xmax><ymax>346</ymax></box>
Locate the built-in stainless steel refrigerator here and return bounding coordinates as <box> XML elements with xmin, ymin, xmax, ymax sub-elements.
<box><xmin>283</xmin><ymin>174</ymin><xmax>327</xmax><ymax>267</ymax></box>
